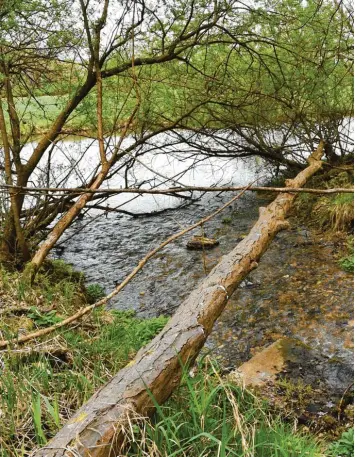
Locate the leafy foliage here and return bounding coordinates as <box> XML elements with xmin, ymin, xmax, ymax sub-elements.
<box><xmin>328</xmin><ymin>428</ymin><xmax>354</xmax><ymax>457</ymax></box>
<box><xmin>27</xmin><ymin>307</ymin><xmax>62</xmax><ymax>327</ymax></box>
<box><xmin>85</xmin><ymin>283</ymin><xmax>106</xmax><ymax>304</ymax></box>
<box><xmin>339</xmin><ymin>255</ymin><xmax>354</xmax><ymax>273</ymax></box>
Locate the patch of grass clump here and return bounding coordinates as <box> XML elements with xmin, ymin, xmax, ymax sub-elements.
<box><xmin>128</xmin><ymin>360</ymin><xmax>324</xmax><ymax>457</ymax></box>
<box><xmin>314</xmin><ymin>193</ymin><xmax>354</xmax><ymax>233</ymax></box>
<box><xmin>294</xmin><ymin>169</ymin><xmax>354</xmax><ymax>235</ymax></box>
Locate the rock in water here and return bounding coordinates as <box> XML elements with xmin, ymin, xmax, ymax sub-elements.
<box><xmin>186</xmin><ymin>236</ymin><xmax>219</xmax><ymax>250</ymax></box>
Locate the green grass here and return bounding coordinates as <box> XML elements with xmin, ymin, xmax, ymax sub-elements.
<box><xmin>0</xmin><ymin>263</ymin><xmax>168</xmax><ymax>456</ymax></box>
<box><xmin>127</xmin><ymin>360</ymin><xmax>325</xmax><ymax>457</ymax></box>
<box><xmin>327</xmin><ymin>428</ymin><xmax>354</xmax><ymax>457</ymax></box>
<box><xmin>5</xmin><ymin>78</ymin><xmax>138</xmax><ymax>137</ymax></box>
<box><xmin>0</xmin><ymin>309</ymin><xmax>168</xmax><ymax>455</ymax></box>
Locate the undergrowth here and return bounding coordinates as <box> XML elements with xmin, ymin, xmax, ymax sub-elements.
<box><xmin>0</xmin><ymin>263</ymin><xmax>168</xmax><ymax>456</ymax></box>
<box><xmin>327</xmin><ymin>427</ymin><xmax>354</xmax><ymax>457</ymax></box>
<box><xmin>294</xmin><ymin>170</ymin><xmax>354</xmax><ymax>234</ymax></box>
<box><xmin>339</xmin><ymin>237</ymin><xmax>354</xmax><ymax>273</ymax></box>
<box><xmin>314</xmin><ymin>193</ymin><xmax>354</xmax><ymax>233</ymax></box>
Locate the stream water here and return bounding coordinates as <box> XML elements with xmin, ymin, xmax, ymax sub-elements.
<box><xmin>53</xmin><ymin>149</ymin><xmax>264</xmax><ymax>315</ymax></box>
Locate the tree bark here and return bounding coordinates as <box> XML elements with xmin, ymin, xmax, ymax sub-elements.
<box><xmin>0</xmin><ymin>99</ymin><xmax>30</xmax><ymax>264</ymax></box>
<box><xmin>32</xmin><ymin>142</ymin><xmax>324</xmax><ymax>457</ymax></box>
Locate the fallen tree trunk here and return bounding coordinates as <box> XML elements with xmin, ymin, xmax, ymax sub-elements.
<box><xmin>33</xmin><ymin>142</ymin><xmax>324</xmax><ymax>457</ymax></box>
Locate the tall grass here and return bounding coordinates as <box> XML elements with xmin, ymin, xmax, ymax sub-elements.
<box><xmin>294</xmin><ymin>169</ymin><xmax>354</xmax><ymax>235</ymax></box>
<box><xmin>0</xmin><ymin>263</ymin><xmax>168</xmax><ymax>456</ymax></box>
<box><xmin>127</xmin><ymin>360</ymin><xmax>325</xmax><ymax>457</ymax></box>
<box><xmin>0</xmin><ymin>310</ymin><xmax>168</xmax><ymax>456</ymax></box>
<box><xmin>314</xmin><ymin>193</ymin><xmax>354</xmax><ymax>232</ymax></box>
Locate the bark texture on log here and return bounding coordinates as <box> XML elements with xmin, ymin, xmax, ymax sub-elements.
<box><xmin>33</xmin><ymin>142</ymin><xmax>324</xmax><ymax>457</ymax></box>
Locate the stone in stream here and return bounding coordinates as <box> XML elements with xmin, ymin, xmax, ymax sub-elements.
<box><xmin>186</xmin><ymin>236</ymin><xmax>219</xmax><ymax>250</ymax></box>
<box><xmin>228</xmin><ymin>338</ymin><xmax>287</xmax><ymax>387</ymax></box>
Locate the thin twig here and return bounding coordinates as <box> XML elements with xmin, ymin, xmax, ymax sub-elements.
<box><xmin>0</xmin><ymin>184</ymin><xmax>352</xmax><ymax>196</ymax></box>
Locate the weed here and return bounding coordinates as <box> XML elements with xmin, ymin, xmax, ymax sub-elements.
<box><xmin>328</xmin><ymin>427</ymin><xmax>354</xmax><ymax>456</ymax></box>
<box><xmin>275</xmin><ymin>378</ymin><xmax>314</xmax><ymax>404</ymax></box>
<box><xmin>222</xmin><ymin>216</ymin><xmax>232</xmax><ymax>224</ymax></box>
<box><xmin>86</xmin><ymin>283</ymin><xmax>106</xmax><ymax>303</ymax></box>
<box><xmin>16</xmin><ymin>280</ymin><xmax>27</xmax><ymax>301</ymax></box>
<box><xmin>339</xmin><ymin>255</ymin><xmax>354</xmax><ymax>273</ymax></box>
<box><xmin>31</xmin><ymin>394</ymin><xmax>46</xmax><ymax>446</ymax></box>
<box><xmin>27</xmin><ymin>307</ymin><xmax>62</xmax><ymax>327</ymax></box>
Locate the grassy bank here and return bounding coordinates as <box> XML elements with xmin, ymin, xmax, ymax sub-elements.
<box><xmin>0</xmin><ymin>260</ymin><xmax>352</xmax><ymax>456</ymax></box>
<box><xmin>292</xmin><ymin>167</ymin><xmax>354</xmax><ymax>273</ymax></box>
<box><xmin>0</xmin><ymin>261</ymin><xmax>168</xmax><ymax>455</ymax></box>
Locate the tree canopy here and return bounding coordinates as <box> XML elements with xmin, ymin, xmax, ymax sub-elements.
<box><xmin>0</xmin><ymin>0</ymin><xmax>353</xmax><ymax>269</ymax></box>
